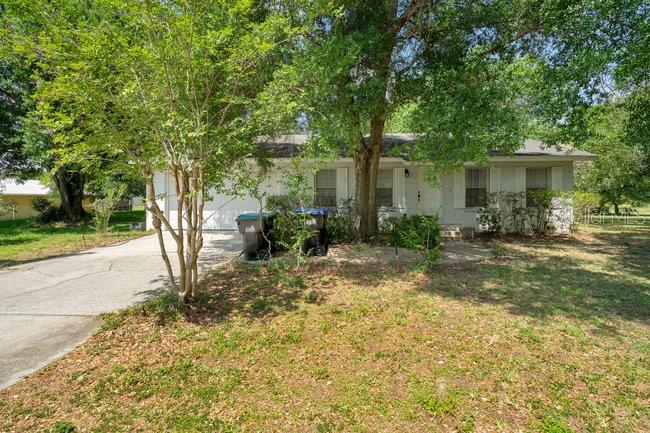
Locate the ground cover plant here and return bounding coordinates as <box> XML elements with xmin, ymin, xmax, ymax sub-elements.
<box><xmin>0</xmin><ymin>209</ymin><xmax>147</xmax><ymax>268</ymax></box>
<box><xmin>0</xmin><ymin>223</ymin><xmax>648</xmax><ymax>432</ymax></box>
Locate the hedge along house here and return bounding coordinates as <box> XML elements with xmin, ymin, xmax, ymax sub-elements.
<box><xmin>146</xmin><ymin>134</ymin><xmax>595</xmax><ymax>233</ymax></box>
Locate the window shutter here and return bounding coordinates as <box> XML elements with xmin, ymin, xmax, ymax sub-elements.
<box><xmin>393</xmin><ymin>168</ymin><xmax>406</xmax><ymax>211</ymax></box>
<box><xmin>551</xmin><ymin>167</ymin><xmax>563</xmax><ymax>191</ymax></box>
<box><xmin>515</xmin><ymin>167</ymin><xmax>526</xmax><ymax>192</ymax></box>
<box><xmin>336</xmin><ymin>167</ymin><xmax>348</xmax><ymax>203</ymax></box>
<box><xmin>489</xmin><ymin>167</ymin><xmax>500</xmax><ymax>193</ymax></box>
<box><xmin>453</xmin><ymin>169</ymin><xmax>465</xmax><ymax>208</ymax></box>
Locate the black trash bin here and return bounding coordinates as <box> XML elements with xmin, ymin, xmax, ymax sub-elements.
<box><xmin>235</xmin><ymin>212</ymin><xmax>276</xmax><ymax>260</ymax></box>
<box><xmin>294</xmin><ymin>207</ymin><xmax>329</xmax><ymax>256</ymax></box>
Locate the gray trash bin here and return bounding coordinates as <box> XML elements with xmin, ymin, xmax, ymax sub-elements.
<box><xmin>236</xmin><ymin>212</ymin><xmax>276</xmax><ymax>260</ymax></box>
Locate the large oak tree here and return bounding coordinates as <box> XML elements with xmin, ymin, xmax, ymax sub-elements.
<box><xmin>266</xmin><ymin>0</ymin><xmax>647</xmax><ymax>241</ymax></box>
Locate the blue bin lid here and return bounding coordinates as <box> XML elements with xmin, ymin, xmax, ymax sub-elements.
<box><xmin>294</xmin><ymin>207</ymin><xmax>329</xmax><ymax>215</ymax></box>
<box><xmin>236</xmin><ymin>212</ymin><xmax>276</xmax><ymax>221</ymax></box>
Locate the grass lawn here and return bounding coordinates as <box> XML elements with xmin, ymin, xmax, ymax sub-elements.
<box><xmin>0</xmin><ymin>209</ymin><xmax>149</xmax><ymax>268</ymax></box>
<box><xmin>1</xmin><ymin>223</ymin><xmax>648</xmax><ymax>432</ymax></box>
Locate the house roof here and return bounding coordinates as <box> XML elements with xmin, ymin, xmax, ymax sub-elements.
<box><xmin>0</xmin><ymin>179</ymin><xmax>50</xmax><ymax>196</ymax></box>
<box><xmin>257</xmin><ymin>133</ymin><xmax>415</xmax><ymax>158</ymax></box>
<box><xmin>257</xmin><ymin>134</ymin><xmax>596</xmax><ymax>160</ymax></box>
<box><xmin>490</xmin><ymin>139</ymin><xmax>595</xmax><ymax>158</ymax></box>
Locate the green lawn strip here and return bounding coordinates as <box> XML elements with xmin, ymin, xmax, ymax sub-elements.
<box><xmin>1</xmin><ymin>224</ymin><xmax>648</xmax><ymax>432</ymax></box>
<box><xmin>0</xmin><ymin>209</ymin><xmax>149</xmax><ymax>268</ymax></box>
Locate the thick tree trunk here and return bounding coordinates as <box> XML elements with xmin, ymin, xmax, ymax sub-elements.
<box><xmin>354</xmin><ymin>145</ymin><xmax>372</xmax><ymax>241</ymax></box>
<box><xmin>353</xmin><ymin>116</ymin><xmax>384</xmax><ymax>241</ymax></box>
<box><xmin>350</xmin><ymin>2</ymin><xmax>399</xmax><ymax>241</ymax></box>
<box><xmin>52</xmin><ymin>166</ymin><xmax>86</xmax><ymax>223</ymax></box>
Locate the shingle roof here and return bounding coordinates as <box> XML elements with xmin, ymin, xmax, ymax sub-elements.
<box><xmin>257</xmin><ymin>134</ymin><xmax>595</xmax><ymax>159</ymax></box>
<box><xmin>257</xmin><ymin>133</ymin><xmax>419</xmax><ymax>158</ymax></box>
<box><xmin>490</xmin><ymin>138</ymin><xmax>595</xmax><ymax>158</ymax></box>
<box><xmin>0</xmin><ymin>179</ymin><xmax>50</xmax><ymax>196</ymax></box>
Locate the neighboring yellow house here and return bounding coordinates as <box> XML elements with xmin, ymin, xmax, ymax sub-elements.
<box><xmin>0</xmin><ymin>179</ymin><xmax>50</xmax><ymax>220</ymax></box>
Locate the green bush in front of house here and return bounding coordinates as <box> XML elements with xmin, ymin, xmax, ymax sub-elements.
<box><xmin>31</xmin><ymin>196</ymin><xmax>64</xmax><ymax>224</ymax></box>
<box><xmin>265</xmin><ymin>195</ymin><xmax>315</xmax><ymax>256</ymax></box>
<box><xmin>327</xmin><ymin>214</ymin><xmax>355</xmax><ymax>244</ymax></box>
<box><xmin>381</xmin><ymin>214</ymin><xmax>441</xmax><ymax>259</ymax></box>
<box><xmin>266</xmin><ymin>194</ymin><xmax>355</xmax><ymax>248</ymax></box>
<box><xmin>476</xmin><ymin>189</ymin><xmax>572</xmax><ymax>235</ymax></box>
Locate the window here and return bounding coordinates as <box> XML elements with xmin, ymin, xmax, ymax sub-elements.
<box><xmin>376</xmin><ymin>169</ymin><xmax>393</xmax><ymax>207</ymax></box>
<box><xmin>526</xmin><ymin>168</ymin><xmax>549</xmax><ymax>206</ymax></box>
<box><xmin>526</xmin><ymin>168</ymin><xmax>549</xmax><ymax>190</ymax></box>
<box><xmin>465</xmin><ymin>168</ymin><xmax>487</xmax><ymax>207</ymax></box>
<box><xmin>314</xmin><ymin>169</ymin><xmax>337</xmax><ymax>207</ymax></box>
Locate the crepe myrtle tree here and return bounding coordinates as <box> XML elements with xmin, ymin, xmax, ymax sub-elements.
<box><xmin>264</xmin><ymin>0</ymin><xmax>645</xmax><ymax>241</ymax></box>
<box><xmin>117</xmin><ymin>2</ymin><xmax>291</xmax><ymax>301</ymax></box>
<box><xmin>4</xmin><ymin>0</ymin><xmax>293</xmax><ymax>301</ymax></box>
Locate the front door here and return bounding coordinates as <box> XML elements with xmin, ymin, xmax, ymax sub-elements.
<box><xmin>416</xmin><ymin>166</ymin><xmax>442</xmax><ymax>217</ymax></box>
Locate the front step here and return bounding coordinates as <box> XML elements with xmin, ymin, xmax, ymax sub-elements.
<box><xmin>440</xmin><ymin>225</ymin><xmax>475</xmax><ymax>241</ymax></box>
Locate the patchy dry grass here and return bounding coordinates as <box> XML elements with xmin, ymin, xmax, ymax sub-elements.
<box><xmin>1</xmin><ymin>224</ymin><xmax>648</xmax><ymax>432</ymax></box>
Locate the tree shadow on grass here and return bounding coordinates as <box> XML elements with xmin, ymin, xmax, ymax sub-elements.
<box><xmin>416</xmin><ymin>240</ymin><xmax>650</xmax><ymax>331</ymax></box>
<box><xmin>583</xmin><ymin>224</ymin><xmax>650</xmax><ymax>280</ymax></box>
<box><xmin>178</xmin><ymin>263</ymin><xmax>311</xmax><ymax>325</ymax></box>
<box><xmin>146</xmin><ymin>226</ymin><xmax>649</xmax><ymax>331</ymax></box>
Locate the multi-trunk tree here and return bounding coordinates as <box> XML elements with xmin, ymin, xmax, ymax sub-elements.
<box><xmin>3</xmin><ymin>0</ymin><xmax>291</xmax><ymax>301</ymax></box>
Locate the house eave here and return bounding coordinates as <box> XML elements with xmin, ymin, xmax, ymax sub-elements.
<box><xmin>487</xmin><ymin>155</ymin><xmax>596</xmax><ymax>162</ymax></box>
<box><xmin>0</xmin><ymin>192</ymin><xmax>49</xmax><ymax>197</ymax></box>
<box><xmin>259</xmin><ymin>154</ymin><xmax>595</xmax><ymax>165</ymax></box>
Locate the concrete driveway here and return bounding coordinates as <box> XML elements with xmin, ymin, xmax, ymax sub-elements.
<box><xmin>0</xmin><ymin>231</ymin><xmax>242</xmax><ymax>389</ymax></box>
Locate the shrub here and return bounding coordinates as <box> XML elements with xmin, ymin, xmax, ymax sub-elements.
<box><xmin>31</xmin><ymin>196</ymin><xmax>53</xmax><ymax>213</ymax></box>
<box><xmin>572</xmin><ymin>191</ymin><xmax>605</xmax><ymax>216</ymax></box>
<box><xmin>266</xmin><ymin>194</ymin><xmax>299</xmax><ymax>213</ymax></box>
<box><xmin>525</xmin><ymin>189</ymin><xmax>556</xmax><ymax>234</ymax></box>
<box><xmin>91</xmin><ymin>184</ymin><xmax>126</xmax><ymax>231</ymax></box>
<box><xmin>477</xmin><ymin>190</ymin><xmax>570</xmax><ymax>235</ymax></box>
<box><xmin>31</xmin><ymin>197</ymin><xmax>63</xmax><ymax>223</ymax></box>
<box><xmin>265</xmin><ymin>195</ymin><xmax>315</xmax><ymax>258</ymax></box>
<box><xmin>272</xmin><ymin>212</ymin><xmax>311</xmax><ymax>251</ymax></box>
<box><xmin>327</xmin><ymin>214</ymin><xmax>354</xmax><ymax>243</ymax></box>
<box><xmin>381</xmin><ymin>214</ymin><xmax>441</xmax><ymax>256</ymax></box>
<box><xmin>0</xmin><ymin>198</ymin><xmax>18</xmax><ymax>218</ymax></box>
<box><xmin>476</xmin><ymin>193</ymin><xmax>503</xmax><ymax>235</ymax></box>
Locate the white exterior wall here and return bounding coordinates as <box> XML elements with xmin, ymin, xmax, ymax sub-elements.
<box><xmin>440</xmin><ymin>161</ymin><xmax>574</xmax><ymax>228</ymax></box>
<box><xmin>147</xmin><ymin>159</ymin><xmax>576</xmax><ymax>231</ymax></box>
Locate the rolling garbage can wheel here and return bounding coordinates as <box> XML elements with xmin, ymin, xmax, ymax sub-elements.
<box><xmin>257</xmin><ymin>249</ymin><xmax>270</xmax><ymax>261</ymax></box>
<box><xmin>314</xmin><ymin>244</ymin><xmax>328</xmax><ymax>256</ymax></box>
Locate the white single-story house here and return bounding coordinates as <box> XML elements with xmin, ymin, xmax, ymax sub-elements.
<box><xmin>146</xmin><ymin>134</ymin><xmax>596</xmax><ymax>231</ymax></box>
<box><xmin>0</xmin><ymin>179</ymin><xmax>50</xmax><ymax>220</ymax></box>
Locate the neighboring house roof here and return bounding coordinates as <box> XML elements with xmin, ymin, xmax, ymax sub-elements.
<box><xmin>257</xmin><ymin>134</ymin><xmax>596</xmax><ymax>160</ymax></box>
<box><xmin>0</xmin><ymin>179</ymin><xmax>50</xmax><ymax>196</ymax></box>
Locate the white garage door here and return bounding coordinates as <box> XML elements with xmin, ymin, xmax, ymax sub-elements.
<box><xmin>167</xmin><ymin>193</ymin><xmax>264</xmax><ymax>230</ymax></box>
<box><xmin>159</xmin><ymin>168</ymin><xmax>312</xmax><ymax>230</ymax></box>
<box><xmin>201</xmin><ymin>193</ymin><xmax>261</xmax><ymax>230</ymax></box>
